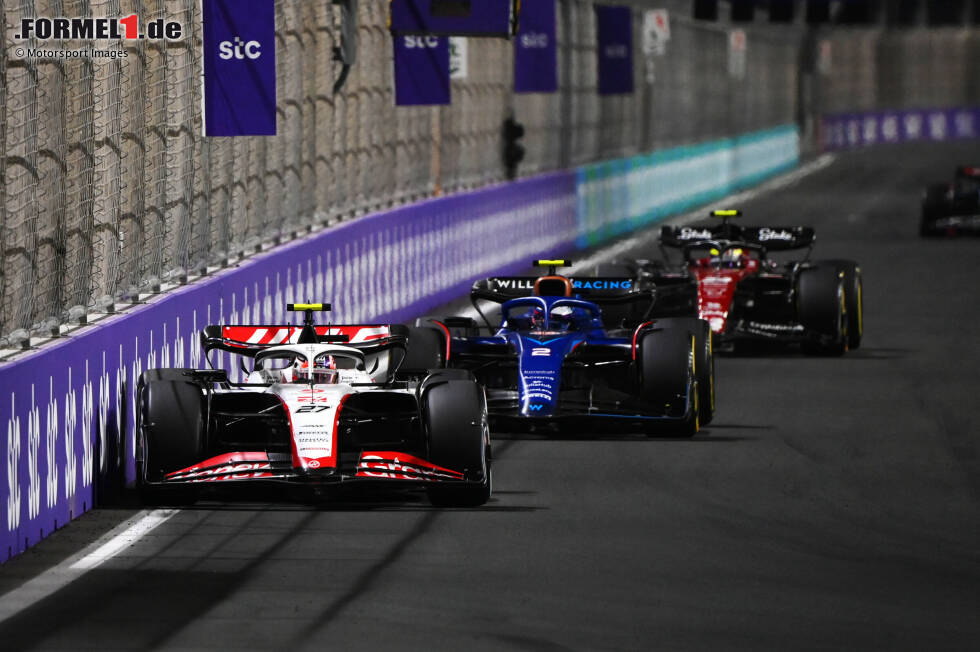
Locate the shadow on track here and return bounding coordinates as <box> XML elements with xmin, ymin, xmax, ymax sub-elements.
<box><xmin>0</xmin><ymin>512</ymin><xmax>321</xmax><ymax>651</ymax></box>
<box><xmin>491</xmin><ymin>427</ymin><xmax>763</xmax><ymax>442</ymax></box>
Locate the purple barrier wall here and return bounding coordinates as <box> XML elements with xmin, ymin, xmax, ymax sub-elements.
<box><xmin>820</xmin><ymin>107</ymin><xmax>980</xmax><ymax>151</ymax></box>
<box><xmin>1</xmin><ymin>172</ymin><xmax>576</xmax><ymax>562</ymax></box>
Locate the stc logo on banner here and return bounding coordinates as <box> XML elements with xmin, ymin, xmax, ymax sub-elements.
<box><xmin>603</xmin><ymin>44</ymin><xmax>629</xmax><ymax>59</ymax></box>
<box><xmin>404</xmin><ymin>36</ymin><xmax>441</xmax><ymax>49</ymax></box>
<box><xmin>201</xmin><ymin>0</ymin><xmax>276</xmax><ymax>136</ymax></box>
<box><xmin>218</xmin><ymin>36</ymin><xmax>261</xmax><ymax>60</ymax></box>
<box><xmin>520</xmin><ymin>33</ymin><xmax>548</xmax><ymax>48</ymax></box>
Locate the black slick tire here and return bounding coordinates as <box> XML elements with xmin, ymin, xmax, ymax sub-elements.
<box><xmin>652</xmin><ymin>317</ymin><xmax>714</xmax><ymax>425</ymax></box>
<box><xmin>423</xmin><ymin>380</ymin><xmax>491</xmax><ymax>507</ymax></box>
<box><xmin>820</xmin><ymin>259</ymin><xmax>863</xmax><ymax>350</ymax></box>
<box><xmin>136</xmin><ymin>369</ymin><xmax>205</xmax><ymax>506</ymax></box>
<box><xmin>798</xmin><ymin>266</ymin><xmax>848</xmax><ymax>357</ymax></box>
<box><xmin>638</xmin><ymin>328</ymin><xmax>699</xmax><ymax>437</ymax></box>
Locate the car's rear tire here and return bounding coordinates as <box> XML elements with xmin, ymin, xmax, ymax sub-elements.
<box><xmin>638</xmin><ymin>328</ymin><xmax>699</xmax><ymax>437</ymax></box>
<box><xmin>652</xmin><ymin>318</ymin><xmax>714</xmax><ymax>425</ymax></box>
<box><xmin>820</xmin><ymin>259</ymin><xmax>863</xmax><ymax>350</ymax></box>
<box><xmin>798</xmin><ymin>266</ymin><xmax>848</xmax><ymax>357</ymax></box>
<box><xmin>423</xmin><ymin>380</ymin><xmax>491</xmax><ymax>507</ymax></box>
<box><xmin>136</xmin><ymin>370</ymin><xmax>205</xmax><ymax>506</ymax></box>
<box><xmin>400</xmin><ymin>326</ymin><xmax>446</xmax><ymax>373</ymax></box>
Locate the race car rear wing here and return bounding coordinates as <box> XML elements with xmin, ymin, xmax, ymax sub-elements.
<box><xmin>660</xmin><ymin>225</ymin><xmax>816</xmax><ymax>251</ymax></box>
<box><xmin>471</xmin><ymin>276</ymin><xmax>644</xmax><ymax>303</ymax></box>
<box><xmin>467</xmin><ymin>275</ymin><xmax>658</xmax><ymax>331</ymax></box>
<box><xmin>201</xmin><ymin>324</ymin><xmax>409</xmax><ymax>357</ymax></box>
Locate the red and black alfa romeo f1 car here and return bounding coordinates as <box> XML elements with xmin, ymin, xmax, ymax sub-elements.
<box><xmin>135</xmin><ymin>304</ymin><xmax>492</xmax><ymax>506</ymax></box>
<box><xmin>632</xmin><ymin>210</ymin><xmax>863</xmax><ymax>355</ymax></box>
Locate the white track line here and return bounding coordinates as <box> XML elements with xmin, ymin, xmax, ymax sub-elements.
<box><xmin>458</xmin><ymin>153</ymin><xmax>837</xmax><ymax>320</ymax></box>
<box><xmin>0</xmin><ymin>509</ymin><xmax>176</xmax><ymax>623</ymax></box>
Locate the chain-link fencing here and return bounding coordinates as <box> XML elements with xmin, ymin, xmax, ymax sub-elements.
<box><xmin>11</xmin><ymin>2</ymin><xmax>953</xmax><ymax>347</ymax></box>
<box><xmin>814</xmin><ymin>27</ymin><xmax>980</xmax><ymax>114</ymax></box>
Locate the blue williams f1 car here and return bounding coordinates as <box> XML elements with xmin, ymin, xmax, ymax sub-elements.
<box><xmin>405</xmin><ymin>261</ymin><xmax>709</xmax><ymax>436</ymax></box>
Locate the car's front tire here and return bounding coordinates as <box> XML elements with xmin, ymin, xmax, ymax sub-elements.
<box><xmin>136</xmin><ymin>369</ymin><xmax>205</xmax><ymax>506</ymax></box>
<box><xmin>652</xmin><ymin>317</ymin><xmax>714</xmax><ymax>425</ymax></box>
<box><xmin>638</xmin><ymin>328</ymin><xmax>699</xmax><ymax>437</ymax></box>
<box><xmin>798</xmin><ymin>266</ymin><xmax>848</xmax><ymax>357</ymax></box>
<box><xmin>820</xmin><ymin>259</ymin><xmax>863</xmax><ymax>350</ymax></box>
<box><xmin>423</xmin><ymin>380</ymin><xmax>491</xmax><ymax>507</ymax></box>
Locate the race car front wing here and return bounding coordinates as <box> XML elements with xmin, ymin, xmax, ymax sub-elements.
<box><xmin>156</xmin><ymin>450</ymin><xmax>473</xmax><ymax>486</ymax></box>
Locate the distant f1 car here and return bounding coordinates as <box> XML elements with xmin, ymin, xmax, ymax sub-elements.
<box><xmin>640</xmin><ymin>209</ymin><xmax>863</xmax><ymax>355</ymax></box>
<box><xmin>136</xmin><ymin>303</ymin><xmax>492</xmax><ymax>507</ymax></box>
<box><xmin>921</xmin><ymin>166</ymin><xmax>980</xmax><ymax>236</ymax></box>
<box><xmin>406</xmin><ymin>261</ymin><xmax>708</xmax><ymax>435</ymax></box>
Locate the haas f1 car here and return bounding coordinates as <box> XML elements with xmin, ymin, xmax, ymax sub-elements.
<box><xmin>406</xmin><ymin>261</ymin><xmax>712</xmax><ymax>435</ymax></box>
<box><xmin>633</xmin><ymin>209</ymin><xmax>863</xmax><ymax>355</ymax></box>
<box><xmin>921</xmin><ymin>166</ymin><xmax>980</xmax><ymax>236</ymax></box>
<box><xmin>136</xmin><ymin>304</ymin><xmax>491</xmax><ymax>507</ymax></box>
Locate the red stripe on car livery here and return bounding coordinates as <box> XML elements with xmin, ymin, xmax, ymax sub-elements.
<box><xmin>165</xmin><ymin>452</ymin><xmax>273</xmax><ymax>482</ymax></box>
<box><xmin>221</xmin><ymin>325</ymin><xmax>390</xmax><ymax>345</ymax></box>
<box><xmin>356</xmin><ymin>452</ymin><xmax>464</xmax><ymax>481</ymax></box>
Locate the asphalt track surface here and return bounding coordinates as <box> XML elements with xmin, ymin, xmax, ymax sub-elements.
<box><xmin>1</xmin><ymin>142</ymin><xmax>978</xmax><ymax>651</ymax></box>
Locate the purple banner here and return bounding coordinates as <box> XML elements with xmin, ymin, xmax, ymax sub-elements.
<box><xmin>595</xmin><ymin>5</ymin><xmax>633</xmax><ymax>95</ymax></box>
<box><xmin>201</xmin><ymin>0</ymin><xmax>277</xmax><ymax>136</ymax></box>
<box><xmin>514</xmin><ymin>0</ymin><xmax>557</xmax><ymax>93</ymax></box>
<box><xmin>394</xmin><ymin>35</ymin><xmax>451</xmax><ymax>106</ymax></box>
<box><xmin>821</xmin><ymin>107</ymin><xmax>980</xmax><ymax>151</ymax></box>
<box><xmin>390</xmin><ymin>0</ymin><xmax>516</xmax><ymax>37</ymax></box>
<box><xmin>1</xmin><ymin>171</ymin><xmax>577</xmax><ymax>562</ymax></box>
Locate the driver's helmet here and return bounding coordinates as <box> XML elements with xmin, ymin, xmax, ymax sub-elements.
<box><xmin>528</xmin><ymin>307</ymin><xmax>546</xmax><ymax>330</ymax></box>
<box><xmin>311</xmin><ymin>356</ymin><xmax>339</xmax><ymax>384</ymax></box>
<box><xmin>292</xmin><ymin>356</ymin><xmax>339</xmax><ymax>384</ymax></box>
<box><xmin>718</xmin><ymin>247</ymin><xmax>744</xmax><ymax>268</ymax></box>
<box><xmin>550</xmin><ymin>306</ymin><xmax>575</xmax><ymax>331</ymax></box>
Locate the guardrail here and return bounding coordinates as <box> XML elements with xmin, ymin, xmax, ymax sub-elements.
<box><xmin>1</xmin><ymin>124</ymin><xmax>798</xmax><ymax>562</ymax></box>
